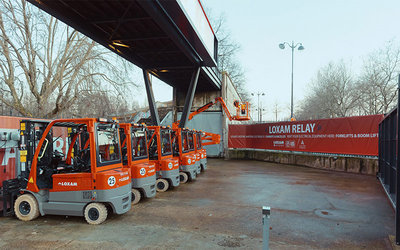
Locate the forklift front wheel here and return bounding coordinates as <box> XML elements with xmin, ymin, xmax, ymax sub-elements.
<box><xmin>131</xmin><ymin>188</ymin><xmax>142</xmax><ymax>205</ymax></box>
<box><xmin>156</xmin><ymin>179</ymin><xmax>169</xmax><ymax>192</ymax></box>
<box><xmin>14</xmin><ymin>194</ymin><xmax>40</xmax><ymax>221</ymax></box>
<box><xmin>179</xmin><ymin>172</ymin><xmax>188</xmax><ymax>184</ymax></box>
<box><xmin>84</xmin><ymin>203</ymin><xmax>108</xmax><ymax>225</ymax></box>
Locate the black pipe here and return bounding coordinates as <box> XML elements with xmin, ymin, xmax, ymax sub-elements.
<box><xmin>396</xmin><ymin>74</ymin><xmax>400</xmax><ymax>244</ymax></box>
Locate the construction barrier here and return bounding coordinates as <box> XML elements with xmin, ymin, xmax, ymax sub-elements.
<box><xmin>228</xmin><ymin>115</ymin><xmax>383</xmax><ymax>156</ymax></box>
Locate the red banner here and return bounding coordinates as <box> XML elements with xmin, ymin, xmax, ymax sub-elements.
<box><xmin>228</xmin><ymin>115</ymin><xmax>383</xmax><ymax>156</ymax></box>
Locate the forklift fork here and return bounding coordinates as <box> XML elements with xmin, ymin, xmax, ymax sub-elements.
<box><xmin>1</xmin><ymin>179</ymin><xmax>20</xmax><ymax>217</ymax></box>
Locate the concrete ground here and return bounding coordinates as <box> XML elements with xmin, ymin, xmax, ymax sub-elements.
<box><xmin>0</xmin><ymin>159</ymin><xmax>394</xmax><ymax>249</ymax></box>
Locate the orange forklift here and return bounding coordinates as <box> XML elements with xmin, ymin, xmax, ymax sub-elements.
<box><xmin>171</xmin><ymin>127</ymin><xmax>198</xmax><ymax>183</ymax></box>
<box><xmin>2</xmin><ymin>118</ymin><xmax>131</xmax><ymax>225</ymax></box>
<box><xmin>120</xmin><ymin>123</ymin><xmax>156</xmax><ymax>204</ymax></box>
<box><xmin>147</xmin><ymin>126</ymin><xmax>180</xmax><ymax>192</ymax></box>
<box><xmin>188</xmin><ymin>129</ymin><xmax>201</xmax><ymax>175</ymax></box>
<box><xmin>194</xmin><ymin>130</ymin><xmax>207</xmax><ymax>171</ymax></box>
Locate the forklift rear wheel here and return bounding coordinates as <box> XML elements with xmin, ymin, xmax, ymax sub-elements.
<box><xmin>131</xmin><ymin>188</ymin><xmax>141</xmax><ymax>205</ymax></box>
<box><xmin>14</xmin><ymin>194</ymin><xmax>40</xmax><ymax>221</ymax></box>
<box><xmin>84</xmin><ymin>203</ymin><xmax>108</xmax><ymax>225</ymax></box>
<box><xmin>179</xmin><ymin>172</ymin><xmax>188</xmax><ymax>184</ymax></box>
<box><xmin>156</xmin><ymin>179</ymin><xmax>169</xmax><ymax>192</ymax></box>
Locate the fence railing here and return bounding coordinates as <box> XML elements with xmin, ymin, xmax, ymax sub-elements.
<box><xmin>378</xmin><ymin>74</ymin><xmax>400</xmax><ymax>245</ymax></box>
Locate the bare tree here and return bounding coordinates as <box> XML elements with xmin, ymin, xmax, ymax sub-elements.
<box><xmin>211</xmin><ymin>14</ymin><xmax>250</xmax><ymax>101</ymax></box>
<box><xmin>273</xmin><ymin>101</ymin><xmax>281</xmax><ymax>121</ymax></box>
<box><xmin>0</xmin><ymin>0</ymin><xmax>136</xmax><ymax>118</ymax></box>
<box><xmin>297</xmin><ymin>61</ymin><xmax>359</xmax><ymax>119</ymax></box>
<box><xmin>356</xmin><ymin>40</ymin><xmax>400</xmax><ymax>115</ymax></box>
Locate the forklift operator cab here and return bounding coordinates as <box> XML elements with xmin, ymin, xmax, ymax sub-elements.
<box><xmin>194</xmin><ymin>131</ymin><xmax>207</xmax><ymax>172</ymax></box>
<box><xmin>188</xmin><ymin>130</ymin><xmax>201</xmax><ymax>175</ymax></box>
<box><xmin>14</xmin><ymin>118</ymin><xmax>131</xmax><ymax>225</ymax></box>
<box><xmin>147</xmin><ymin>126</ymin><xmax>180</xmax><ymax>192</ymax></box>
<box><xmin>172</xmin><ymin>128</ymin><xmax>197</xmax><ymax>184</ymax></box>
<box><xmin>120</xmin><ymin>123</ymin><xmax>156</xmax><ymax>205</ymax></box>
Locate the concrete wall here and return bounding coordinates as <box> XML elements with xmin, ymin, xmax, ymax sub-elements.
<box><xmin>227</xmin><ymin>149</ymin><xmax>378</xmax><ymax>175</ymax></box>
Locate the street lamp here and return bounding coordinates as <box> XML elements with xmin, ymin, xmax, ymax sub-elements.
<box><xmin>251</xmin><ymin>92</ymin><xmax>265</xmax><ymax>122</ymax></box>
<box><xmin>279</xmin><ymin>41</ymin><xmax>304</xmax><ymax>120</ymax></box>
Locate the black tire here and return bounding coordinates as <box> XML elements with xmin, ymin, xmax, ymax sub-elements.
<box><xmin>189</xmin><ymin>171</ymin><xmax>197</xmax><ymax>181</ymax></box>
<box><xmin>179</xmin><ymin>172</ymin><xmax>188</xmax><ymax>184</ymax></box>
<box><xmin>84</xmin><ymin>203</ymin><xmax>108</xmax><ymax>225</ymax></box>
<box><xmin>156</xmin><ymin>179</ymin><xmax>169</xmax><ymax>192</ymax></box>
<box><xmin>14</xmin><ymin>194</ymin><xmax>40</xmax><ymax>222</ymax></box>
<box><xmin>131</xmin><ymin>188</ymin><xmax>142</xmax><ymax>205</ymax></box>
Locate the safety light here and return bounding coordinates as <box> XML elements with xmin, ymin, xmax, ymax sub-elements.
<box><xmin>112</xmin><ymin>41</ymin><xmax>130</xmax><ymax>48</ymax></box>
<box><xmin>279</xmin><ymin>43</ymin><xmax>285</xmax><ymax>49</ymax></box>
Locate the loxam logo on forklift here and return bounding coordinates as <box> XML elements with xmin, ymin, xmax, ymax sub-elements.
<box><xmin>119</xmin><ymin>176</ymin><xmax>129</xmax><ymax>182</ymax></box>
<box><xmin>58</xmin><ymin>182</ymin><xmax>78</xmax><ymax>187</ymax></box>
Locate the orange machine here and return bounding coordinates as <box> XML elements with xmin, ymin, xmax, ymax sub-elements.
<box><xmin>171</xmin><ymin>127</ymin><xmax>198</xmax><ymax>183</ymax></box>
<box><xmin>147</xmin><ymin>126</ymin><xmax>180</xmax><ymax>192</ymax></box>
<box><xmin>194</xmin><ymin>130</ymin><xmax>207</xmax><ymax>171</ymax></box>
<box><xmin>187</xmin><ymin>97</ymin><xmax>250</xmax><ymax>122</ymax></box>
<box><xmin>173</xmin><ymin>97</ymin><xmax>250</xmax><ymax>130</ymax></box>
<box><xmin>120</xmin><ymin>123</ymin><xmax>156</xmax><ymax>204</ymax></box>
<box><xmin>5</xmin><ymin>118</ymin><xmax>131</xmax><ymax>225</ymax></box>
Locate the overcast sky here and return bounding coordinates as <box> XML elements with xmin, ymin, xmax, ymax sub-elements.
<box><xmin>140</xmin><ymin>0</ymin><xmax>400</xmax><ymax>121</ymax></box>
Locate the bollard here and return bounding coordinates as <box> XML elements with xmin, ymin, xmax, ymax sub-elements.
<box><xmin>262</xmin><ymin>206</ymin><xmax>271</xmax><ymax>250</ymax></box>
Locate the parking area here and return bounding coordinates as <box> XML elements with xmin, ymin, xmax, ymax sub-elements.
<box><xmin>0</xmin><ymin>159</ymin><xmax>394</xmax><ymax>249</ymax></box>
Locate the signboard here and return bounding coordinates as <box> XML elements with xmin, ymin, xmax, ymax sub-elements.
<box><xmin>228</xmin><ymin>115</ymin><xmax>383</xmax><ymax>156</ymax></box>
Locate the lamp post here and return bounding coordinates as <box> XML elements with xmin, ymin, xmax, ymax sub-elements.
<box><xmin>279</xmin><ymin>41</ymin><xmax>304</xmax><ymax>120</ymax></box>
<box><xmin>251</xmin><ymin>92</ymin><xmax>265</xmax><ymax>122</ymax></box>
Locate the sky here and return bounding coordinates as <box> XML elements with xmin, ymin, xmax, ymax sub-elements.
<box><xmin>137</xmin><ymin>0</ymin><xmax>400</xmax><ymax>121</ymax></box>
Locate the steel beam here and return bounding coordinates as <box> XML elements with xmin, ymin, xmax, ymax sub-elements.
<box><xmin>179</xmin><ymin>67</ymin><xmax>200</xmax><ymax>128</ymax></box>
<box><xmin>143</xmin><ymin>69</ymin><xmax>160</xmax><ymax>126</ymax></box>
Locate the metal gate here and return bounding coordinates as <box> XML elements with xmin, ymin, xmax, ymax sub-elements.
<box><xmin>378</xmin><ymin>75</ymin><xmax>400</xmax><ymax>244</ymax></box>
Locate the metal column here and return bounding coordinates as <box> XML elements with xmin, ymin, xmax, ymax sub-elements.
<box><xmin>396</xmin><ymin>74</ymin><xmax>400</xmax><ymax>245</ymax></box>
<box><xmin>179</xmin><ymin>67</ymin><xmax>200</xmax><ymax>128</ymax></box>
<box><xmin>262</xmin><ymin>206</ymin><xmax>270</xmax><ymax>250</ymax></box>
<box><xmin>143</xmin><ymin>69</ymin><xmax>160</xmax><ymax>126</ymax></box>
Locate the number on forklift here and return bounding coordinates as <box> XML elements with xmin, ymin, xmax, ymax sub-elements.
<box><xmin>108</xmin><ymin>176</ymin><xmax>116</xmax><ymax>186</ymax></box>
<box><xmin>140</xmin><ymin>168</ymin><xmax>146</xmax><ymax>176</ymax></box>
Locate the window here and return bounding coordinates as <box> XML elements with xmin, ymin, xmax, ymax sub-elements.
<box><xmin>188</xmin><ymin>132</ymin><xmax>194</xmax><ymax>150</ymax></box>
<box><xmin>161</xmin><ymin>129</ymin><xmax>172</xmax><ymax>156</ymax></box>
<box><xmin>182</xmin><ymin>131</ymin><xmax>189</xmax><ymax>152</ymax></box>
<box><xmin>132</xmin><ymin>128</ymin><xmax>148</xmax><ymax>160</ymax></box>
<box><xmin>148</xmin><ymin>131</ymin><xmax>158</xmax><ymax>160</ymax></box>
<box><xmin>196</xmin><ymin>133</ymin><xmax>202</xmax><ymax>150</ymax></box>
<box><xmin>97</xmin><ymin>125</ymin><xmax>120</xmax><ymax>164</ymax></box>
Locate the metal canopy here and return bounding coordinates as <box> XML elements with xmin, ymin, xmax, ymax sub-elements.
<box><xmin>26</xmin><ymin>0</ymin><xmax>221</xmax><ymax>91</ymax></box>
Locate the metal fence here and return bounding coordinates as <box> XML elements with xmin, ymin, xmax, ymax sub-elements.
<box><xmin>378</xmin><ymin>75</ymin><xmax>400</xmax><ymax>244</ymax></box>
